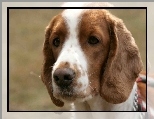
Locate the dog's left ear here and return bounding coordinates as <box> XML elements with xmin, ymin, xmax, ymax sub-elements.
<box><xmin>100</xmin><ymin>12</ymin><xmax>143</xmax><ymax>104</ymax></box>
<box><xmin>42</xmin><ymin>26</ymin><xmax>64</xmax><ymax>107</ymax></box>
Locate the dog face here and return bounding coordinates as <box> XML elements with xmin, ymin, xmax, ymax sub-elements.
<box><xmin>42</xmin><ymin>9</ymin><xmax>143</xmax><ymax>107</ymax></box>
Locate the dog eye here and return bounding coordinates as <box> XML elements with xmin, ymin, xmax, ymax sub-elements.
<box><xmin>53</xmin><ymin>37</ymin><xmax>60</xmax><ymax>47</ymax></box>
<box><xmin>88</xmin><ymin>36</ymin><xmax>99</xmax><ymax>45</ymax></box>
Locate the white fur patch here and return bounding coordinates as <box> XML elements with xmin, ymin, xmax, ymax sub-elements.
<box><xmin>52</xmin><ymin>9</ymin><xmax>89</xmax><ymax>97</ymax></box>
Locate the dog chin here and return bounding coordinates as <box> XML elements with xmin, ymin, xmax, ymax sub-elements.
<box><xmin>54</xmin><ymin>91</ymin><xmax>93</xmax><ymax>103</ymax></box>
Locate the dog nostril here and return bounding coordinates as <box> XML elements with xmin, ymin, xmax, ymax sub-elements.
<box><xmin>54</xmin><ymin>75</ymin><xmax>59</xmax><ymax>82</ymax></box>
<box><xmin>64</xmin><ymin>73</ymin><xmax>74</xmax><ymax>81</ymax></box>
<box><xmin>53</xmin><ymin>68</ymin><xmax>75</xmax><ymax>86</ymax></box>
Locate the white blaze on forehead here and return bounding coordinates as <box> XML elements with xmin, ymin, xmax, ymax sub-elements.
<box><xmin>52</xmin><ymin>9</ymin><xmax>89</xmax><ymax>94</ymax></box>
<box><xmin>62</xmin><ymin>9</ymin><xmax>84</xmax><ymax>38</ymax></box>
<box><xmin>53</xmin><ymin>9</ymin><xmax>87</xmax><ymax>69</ymax></box>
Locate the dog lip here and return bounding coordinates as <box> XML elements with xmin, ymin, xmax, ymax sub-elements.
<box><xmin>54</xmin><ymin>88</ymin><xmax>92</xmax><ymax>102</ymax></box>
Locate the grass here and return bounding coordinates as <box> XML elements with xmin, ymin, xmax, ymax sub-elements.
<box><xmin>9</xmin><ymin>9</ymin><xmax>146</xmax><ymax>111</ymax></box>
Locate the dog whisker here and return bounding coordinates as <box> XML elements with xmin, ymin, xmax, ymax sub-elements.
<box><xmin>88</xmin><ymin>71</ymin><xmax>97</xmax><ymax>77</ymax></box>
<box><xmin>89</xmin><ymin>84</ymin><xmax>95</xmax><ymax>91</ymax></box>
<box><xmin>30</xmin><ymin>71</ymin><xmax>41</xmax><ymax>79</ymax></box>
<box><xmin>48</xmin><ymin>81</ymin><xmax>52</xmax><ymax>84</ymax></box>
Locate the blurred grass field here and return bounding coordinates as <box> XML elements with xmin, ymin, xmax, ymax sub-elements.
<box><xmin>9</xmin><ymin>9</ymin><xmax>146</xmax><ymax>111</ymax></box>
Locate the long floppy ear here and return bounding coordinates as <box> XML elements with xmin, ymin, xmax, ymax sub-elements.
<box><xmin>100</xmin><ymin>13</ymin><xmax>143</xmax><ymax>104</ymax></box>
<box><xmin>41</xmin><ymin>26</ymin><xmax>64</xmax><ymax>107</ymax></box>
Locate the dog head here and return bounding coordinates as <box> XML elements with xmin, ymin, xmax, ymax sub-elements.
<box><xmin>42</xmin><ymin>8</ymin><xmax>143</xmax><ymax>107</ymax></box>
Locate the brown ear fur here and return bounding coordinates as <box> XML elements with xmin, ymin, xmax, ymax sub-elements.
<box><xmin>42</xmin><ymin>26</ymin><xmax>64</xmax><ymax>107</ymax></box>
<box><xmin>100</xmin><ymin>13</ymin><xmax>143</xmax><ymax>104</ymax></box>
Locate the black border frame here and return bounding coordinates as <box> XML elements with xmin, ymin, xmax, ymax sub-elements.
<box><xmin>7</xmin><ymin>6</ymin><xmax>147</xmax><ymax>112</ymax></box>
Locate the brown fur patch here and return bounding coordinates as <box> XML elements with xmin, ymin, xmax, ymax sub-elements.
<box><xmin>100</xmin><ymin>11</ymin><xmax>143</xmax><ymax>104</ymax></box>
<box><xmin>78</xmin><ymin>9</ymin><xmax>143</xmax><ymax>104</ymax></box>
<box><xmin>47</xmin><ymin>14</ymin><xmax>69</xmax><ymax>60</ymax></box>
<box><xmin>78</xmin><ymin>10</ymin><xmax>111</xmax><ymax>96</ymax></box>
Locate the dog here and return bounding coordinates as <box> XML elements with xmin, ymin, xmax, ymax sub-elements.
<box><xmin>42</xmin><ymin>2</ymin><xmax>146</xmax><ymax>119</ymax></box>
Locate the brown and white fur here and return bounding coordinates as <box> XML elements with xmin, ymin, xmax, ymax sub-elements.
<box><xmin>42</xmin><ymin>2</ymin><xmax>144</xmax><ymax>119</ymax></box>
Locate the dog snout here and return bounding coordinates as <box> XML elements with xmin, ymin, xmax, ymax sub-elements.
<box><xmin>53</xmin><ymin>68</ymin><xmax>75</xmax><ymax>87</ymax></box>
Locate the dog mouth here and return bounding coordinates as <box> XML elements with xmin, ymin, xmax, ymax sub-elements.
<box><xmin>53</xmin><ymin>86</ymin><xmax>92</xmax><ymax>102</ymax></box>
<box><xmin>60</xmin><ymin>86</ymin><xmax>75</xmax><ymax>97</ymax></box>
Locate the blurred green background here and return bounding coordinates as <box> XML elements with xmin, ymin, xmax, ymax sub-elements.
<box><xmin>9</xmin><ymin>9</ymin><xmax>146</xmax><ymax>111</ymax></box>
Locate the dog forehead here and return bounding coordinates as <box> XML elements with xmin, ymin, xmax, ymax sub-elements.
<box><xmin>62</xmin><ymin>9</ymin><xmax>85</xmax><ymax>22</ymax></box>
<box><xmin>61</xmin><ymin>9</ymin><xmax>85</xmax><ymax>36</ymax></box>
<box><xmin>61</xmin><ymin>9</ymin><xmax>108</xmax><ymax>32</ymax></box>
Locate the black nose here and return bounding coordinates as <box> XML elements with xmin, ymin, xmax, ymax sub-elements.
<box><xmin>53</xmin><ymin>68</ymin><xmax>75</xmax><ymax>87</ymax></box>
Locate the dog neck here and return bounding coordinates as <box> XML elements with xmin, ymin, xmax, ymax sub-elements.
<box><xmin>73</xmin><ymin>83</ymin><xmax>137</xmax><ymax>111</ymax></box>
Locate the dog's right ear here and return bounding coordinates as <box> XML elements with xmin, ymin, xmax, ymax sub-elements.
<box><xmin>100</xmin><ymin>11</ymin><xmax>143</xmax><ymax>104</ymax></box>
<box><xmin>42</xmin><ymin>25</ymin><xmax>64</xmax><ymax>107</ymax></box>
